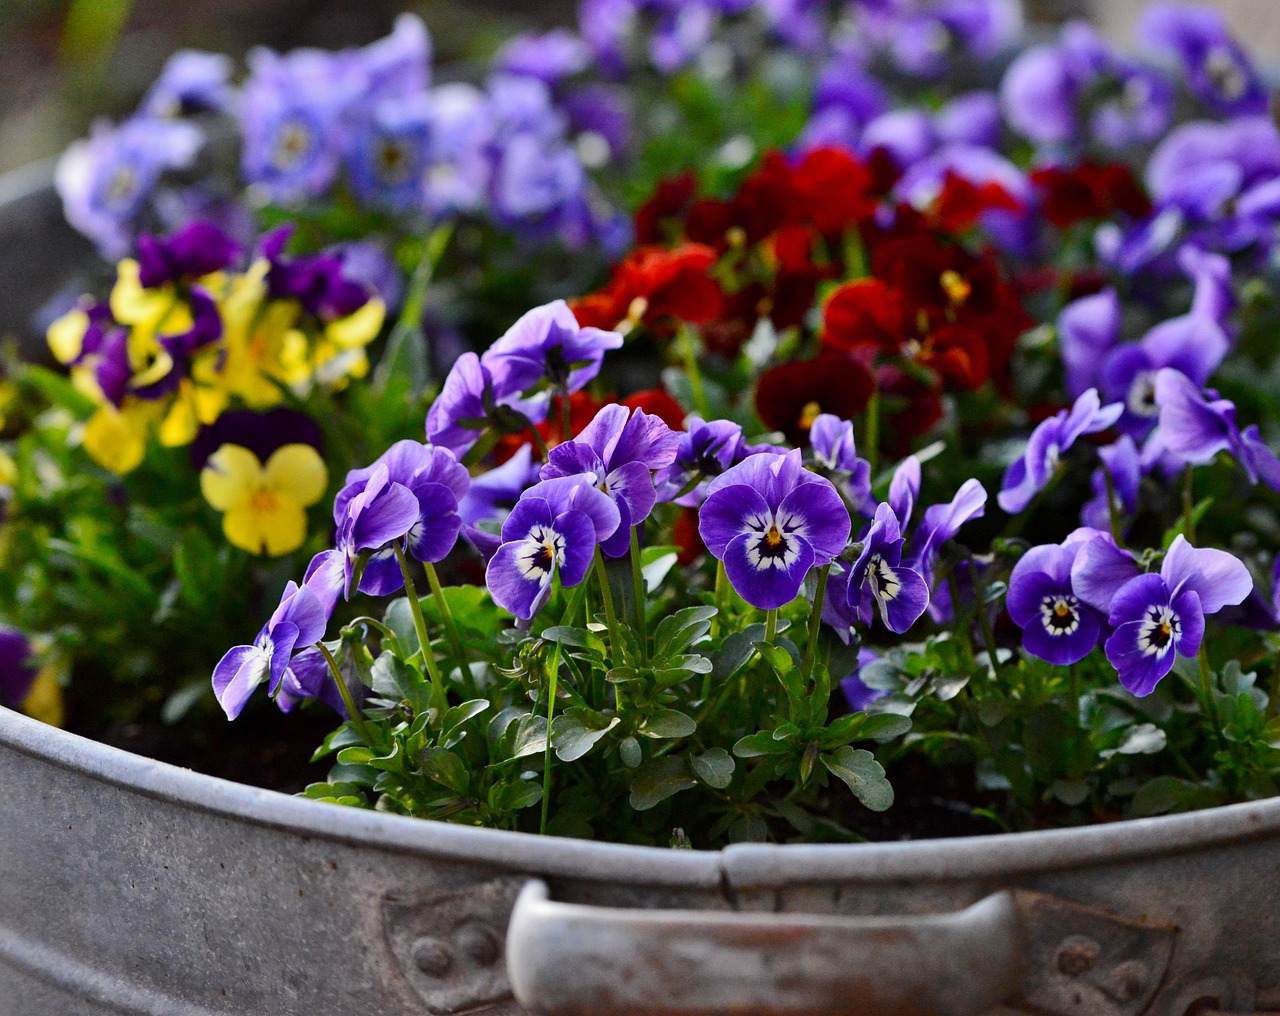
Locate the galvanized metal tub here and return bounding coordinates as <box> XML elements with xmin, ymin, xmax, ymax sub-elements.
<box><xmin>3</xmin><ymin>170</ymin><xmax>1280</xmax><ymax>1016</ymax></box>
<box><xmin>2</xmin><ymin>704</ymin><xmax>1279</xmax><ymax>1016</ymax></box>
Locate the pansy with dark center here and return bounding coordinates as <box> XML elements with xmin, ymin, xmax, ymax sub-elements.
<box><xmin>480</xmin><ymin>300</ymin><xmax>623</xmax><ymax>403</ymax></box>
<box><xmin>699</xmin><ymin>449</ymin><xmax>850</xmax><ymax>610</ymax></box>
<box><xmin>1075</xmin><ymin>534</ymin><xmax>1254</xmax><ymax>695</ymax></box>
<box><xmin>486</xmin><ymin>475</ymin><xmax>620</xmax><ymax>619</ymax></box>
<box><xmin>541</xmin><ymin>403</ymin><xmax>680</xmax><ymax>557</ymax></box>
<box><xmin>654</xmin><ymin>417</ymin><xmax>750</xmax><ymax>507</ymax></box>
<box><xmin>1007</xmin><ymin>532</ymin><xmax>1104</xmax><ymax>666</ymax></box>
<box><xmin>846</xmin><ymin>503</ymin><xmax>930</xmax><ymax>634</ymax></box>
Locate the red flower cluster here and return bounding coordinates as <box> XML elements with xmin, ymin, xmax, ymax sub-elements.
<box><xmin>1029</xmin><ymin>162</ymin><xmax>1151</xmax><ymax>229</ymax></box>
<box><xmin>573</xmin><ymin>147</ymin><xmax>885</xmax><ymax>353</ymax></box>
<box><xmin>819</xmin><ymin>225</ymin><xmax>1030</xmax><ymax>397</ymax></box>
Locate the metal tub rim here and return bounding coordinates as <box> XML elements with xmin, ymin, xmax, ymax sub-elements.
<box><xmin>5</xmin><ymin>703</ymin><xmax>1279</xmax><ymax>889</ymax></box>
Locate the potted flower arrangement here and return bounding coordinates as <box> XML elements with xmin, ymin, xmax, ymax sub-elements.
<box><xmin>4</xmin><ymin>2</ymin><xmax>1280</xmax><ymax>1014</ymax></box>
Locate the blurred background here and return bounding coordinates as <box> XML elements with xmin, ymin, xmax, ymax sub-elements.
<box><xmin>0</xmin><ymin>0</ymin><xmax>1270</xmax><ymax>176</ymax></box>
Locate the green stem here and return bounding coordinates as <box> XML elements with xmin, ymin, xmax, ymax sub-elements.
<box><xmin>424</xmin><ymin>560</ymin><xmax>464</xmax><ymax>664</ymax></box>
<box><xmin>1182</xmin><ymin>466</ymin><xmax>1196</xmax><ymax>542</ymax></box>
<box><xmin>394</xmin><ymin>544</ymin><xmax>445</xmax><ymax>706</ymax></box>
<box><xmin>540</xmin><ymin>642</ymin><xmax>562</xmax><ymax>837</ymax></box>
<box><xmin>1102</xmin><ymin>466</ymin><xmax>1124</xmax><ymax>544</ymax></box>
<box><xmin>968</xmin><ymin>559</ymin><xmax>999</xmax><ymax>678</ymax></box>
<box><xmin>679</xmin><ymin>327</ymin><xmax>710</xmax><ymax>417</ymax></box>
<box><xmin>593</xmin><ymin>551</ymin><xmax>626</xmax><ymax>663</ymax></box>
<box><xmin>318</xmin><ymin>641</ymin><xmax>377</xmax><ymax>746</ymax></box>
<box><xmin>712</xmin><ymin>558</ymin><xmax>729</xmax><ymax>638</ymax></box>
<box><xmin>527</xmin><ymin>422</ymin><xmax>551</xmax><ymax>461</ymax></box>
<box><xmin>1197</xmin><ymin>646</ymin><xmax>1225</xmax><ymax>752</ymax></box>
<box><xmin>802</xmin><ymin>565</ymin><xmax>830</xmax><ymax>681</ymax></box>
<box><xmin>629</xmin><ymin>526</ymin><xmax>648</xmax><ymax>663</ymax></box>
<box><xmin>461</xmin><ymin>427</ymin><xmax>503</xmax><ymax>468</ymax></box>
<box><xmin>764</xmin><ymin>609</ymin><xmax>779</xmax><ymax>646</ymax></box>
<box><xmin>864</xmin><ymin>383</ymin><xmax>880</xmax><ymax>475</ymax></box>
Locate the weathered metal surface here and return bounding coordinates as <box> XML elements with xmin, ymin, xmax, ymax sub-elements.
<box><xmin>5</xmin><ymin>703</ymin><xmax>1280</xmax><ymax>1016</ymax></box>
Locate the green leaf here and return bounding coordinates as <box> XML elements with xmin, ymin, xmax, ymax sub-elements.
<box><xmin>506</xmin><ymin>713</ymin><xmax>549</xmax><ymax>761</ymax></box>
<box><xmin>691</xmin><ymin>747</ymin><xmax>735</xmax><ymax>789</ymax></box>
<box><xmin>639</xmin><ymin>709</ymin><xmax>697</xmax><ymax>739</ymax></box>
<box><xmin>371</xmin><ymin>652</ymin><xmax>432</xmax><ymax>712</ymax></box>
<box><xmin>542</xmin><ymin>626</ymin><xmax>606</xmax><ymax>656</ymax></box>
<box><xmin>640</xmin><ymin>547</ymin><xmax>680</xmax><ymax>593</ymax></box>
<box><xmin>1131</xmin><ymin>776</ymin><xmax>1188</xmax><ymax>817</ymax></box>
<box><xmin>441</xmin><ymin>699</ymin><xmax>490</xmax><ymax>740</ymax></box>
<box><xmin>419</xmin><ymin>748</ymin><xmax>470</xmax><ymax>793</ymax></box>
<box><xmin>618</xmin><ymin>736</ymin><xmax>643</xmax><ymax>768</ymax></box>
<box><xmin>821</xmin><ymin>747</ymin><xmax>894</xmax><ymax>812</ymax></box>
<box><xmin>1099</xmin><ymin>723</ymin><xmax>1166</xmax><ymax>760</ymax></box>
<box><xmin>383</xmin><ymin>598</ymin><xmax>421</xmax><ymax>656</ymax></box>
<box><xmin>733</xmin><ymin>731</ymin><xmax>791</xmax><ymax>758</ymax></box>
<box><xmin>628</xmin><ymin>756</ymin><xmax>697</xmax><ymax>811</ymax></box>
<box><xmin>713</xmin><ymin>626</ymin><xmax>765</xmax><ymax>681</ymax></box>
<box><xmin>859</xmin><ymin>713</ymin><xmax>913</xmax><ymax>743</ymax></box>
<box><xmin>653</xmin><ymin>605</ymin><xmax>718</xmax><ymax>658</ymax></box>
<box><xmin>422</xmin><ymin>585</ymin><xmax>503</xmax><ymax>640</ymax></box>
<box><xmin>551</xmin><ymin>708</ymin><xmax>621</xmax><ymax>762</ymax></box>
<box><xmin>488</xmin><ymin>779</ymin><xmax>543</xmax><ymax>812</ymax></box>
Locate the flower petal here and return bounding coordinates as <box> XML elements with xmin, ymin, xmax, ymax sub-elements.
<box><xmin>200</xmin><ymin>444</ymin><xmax>263</xmax><ymax>511</ymax></box>
<box><xmin>265</xmin><ymin>443</ymin><xmax>329</xmax><ymax>508</ymax></box>
<box><xmin>1105</xmin><ymin>619</ymin><xmax>1176</xmax><ymax>697</ymax></box>
<box><xmin>1162</xmin><ymin>535</ymin><xmax>1254</xmax><ymax>614</ymax></box>
<box><xmin>722</xmin><ymin>530</ymin><xmax>815</xmax><ymax>610</ymax></box>
<box><xmin>699</xmin><ymin>484</ymin><xmax>772</xmax><ymax>558</ymax></box>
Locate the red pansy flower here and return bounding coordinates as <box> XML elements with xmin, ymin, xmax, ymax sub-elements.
<box><xmin>755</xmin><ymin>352</ymin><xmax>875</xmax><ymax>445</ymax></box>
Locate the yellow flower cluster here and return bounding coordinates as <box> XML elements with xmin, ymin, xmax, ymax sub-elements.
<box><xmin>47</xmin><ymin>257</ymin><xmax>385</xmax><ymax>474</ymax></box>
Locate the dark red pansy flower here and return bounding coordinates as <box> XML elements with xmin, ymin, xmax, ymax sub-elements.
<box><xmin>683</xmin><ymin>198</ymin><xmax>736</xmax><ymax>248</ymax></box>
<box><xmin>672</xmin><ymin>506</ymin><xmax>705</xmax><ymax>566</ymax></box>
<box><xmin>1030</xmin><ymin>162</ymin><xmax>1151</xmax><ymax>229</ymax></box>
<box><xmin>730</xmin><ymin>152</ymin><xmax>802</xmax><ymax>243</ymax></box>
<box><xmin>930</xmin><ymin>172</ymin><xmax>1021</xmax><ymax>234</ymax></box>
<box><xmin>755</xmin><ymin>352</ymin><xmax>874</xmax><ymax>446</ymax></box>
<box><xmin>617</xmin><ymin>243</ymin><xmax>723</xmax><ymax>327</ymax></box>
<box><xmin>876</xmin><ymin>365</ymin><xmax>943</xmax><ymax>454</ymax></box>
<box><xmin>822</xmin><ymin>278</ymin><xmax>902</xmax><ymax>354</ymax></box>
<box><xmin>570</xmin><ymin>291</ymin><xmax>627</xmax><ymax>331</ymax></box>
<box><xmin>921</xmin><ymin>323</ymin><xmax>989</xmax><ymax>391</ymax></box>
<box><xmin>635</xmin><ymin>171</ymin><xmax>698</xmax><ymax>244</ymax></box>
<box><xmin>622</xmin><ymin>388</ymin><xmax>687</xmax><ymax>429</ymax></box>
<box><xmin>702</xmin><ymin>282</ymin><xmax>765</xmax><ymax>358</ymax></box>
<box><xmin>790</xmin><ymin>147</ymin><xmax>877</xmax><ymax>235</ymax></box>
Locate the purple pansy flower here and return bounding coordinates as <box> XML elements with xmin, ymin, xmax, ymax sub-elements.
<box><xmin>486</xmin><ymin>476</ymin><xmax>620</xmax><ymax>619</ymax></box>
<box><xmin>140</xmin><ymin>50</ymin><xmax>235</xmax><ymax>117</ymax></box>
<box><xmin>999</xmin><ymin>389</ymin><xmax>1124</xmax><ymax>514</ymax></box>
<box><xmin>699</xmin><ymin>450</ymin><xmax>851</xmax><ymax>611</ymax></box>
<box><xmin>335</xmin><ymin>464</ymin><xmax>425</xmax><ymax>598</ymax></box>
<box><xmin>460</xmin><ymin>444</ymin><xmax>540</xmax><ymax>529</ymax></box>
<box><xmin>655</xmin><ymin>417</ymin><xmax>749</xmax><ymax>507</ymax></box>
<box><xmin>335</xmin><ymin>442</ymin><xmax>470</xmax><ymax>596</ymax></box>
<box><xmin>0</xmin><ymin>628</ymin><xmax>37</xmax><ymax>710</ymax></box>
<box><xmin>541</xmin><ymin>404</ymin><xmax>680</xmax><ymax>557</ymax></box>
<box><xmin>344</xmin><ymin>96</ymin><xmax>433</xmax><ymax>211</ymax></box>
<box><xmin>55</xmin><ymin>116</ymin><xmax>203</xmax><ymax>258</ymax></box>
<box><xmin>888</xmin><ymin>456</ymin><xmax>922</xmax><ymax>530</ymax></box>
<box><xmin>1140</xmin><ymin>3</ymin><xmax>1267</xmax><ymax>117</ymax></box>
<box><xmin>1007</xmin><ymin>533</ymin><xmax>1104</xmax><ymax>666</ymax></box>
<box><xmin>212</xmin><ymin>578</ymin><xmax>328</xmax><ymax>719</ymax></box>
<box><xmin>276</xmin><ymin>647</ymin><xmax>354</xmax><ymax>718</ymax></box>
<box><xmin>1059</xmin><ymin>289</ymin><xmax>1121</xmax><ymax>399</ymax></box>
<box><xmin>136</xmin><ymin>221</ymin><xmax>242</xmax><ymax>289</ymax></box>
<box><xmin>807</xmin><ymin>414</ymin><xmax>873</xmax><ymax>513</ymax></box>
<box><xmin>846</xmin><ymin>503</ymin><xmax>930</xmax><ymax>634</ymax></box>
<box><xmin>480</xmin><ymin>300</ymin><xmax>623</xmax><ymax>405</ymax></box>
<box><xmin>1154</xmin><ymin>369</ymin><xmax>1280</xmax><ymax>489</ymax></box>
<box><xmin>1081</xmin><ymin>435</ymin><xmax>1142</xmax><ymax>530</ymax></box>
<box><xmin>1102</xmin><ymin>536</ymin><xmax>1252</xmax><ymax>696</ymax></box>
<box><xmin>497</xmin><ymin>30</ymin><xmax>591</xmax><ymax>85</ymax></box>
<box><xmin>907</xmin><ymin>478</ymin><xmax>988</xmax><ymax>590</ymax></box>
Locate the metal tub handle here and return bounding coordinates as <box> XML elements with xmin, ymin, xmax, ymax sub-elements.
<box><xmin>505</xmin><ymin>879</ymin><xmax>1022</xmax><ymax>1016</ymax></box>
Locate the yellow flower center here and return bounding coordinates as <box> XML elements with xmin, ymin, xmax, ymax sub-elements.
<box><xmin>940</xmin><ymin>269</ymin><xmax>971</xmax><ymax>306</ymax></box>
<box><xmin>764</xmin><ymin>526</ymin><xmax>784</xmax><ymax>547</ymax></box>
<box><xmin>251</xmin><ymin>487</ymin><xmax>280</xmax><ymax>515</ymax></box>
<box><xmin>798</xmin><ymin>400</ymin><xmax>822</xmax><ymax>430</ymax></box>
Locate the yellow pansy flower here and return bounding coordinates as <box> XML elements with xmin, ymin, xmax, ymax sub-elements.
<box><xmin>325</xmin><ymin>297</ymin><xmax>385</xmax><ymax>350</ymax></box>
<box><xmin>21</xmin><ymin>666</ymin><xmax>65</xmax><ymax>728</ymax></box>
<box><xmin>48</xmin><ymin>308</ymin><xmax>91</xmax><ymax>365</ymax></box>
<box><xmin>82</xmin><ymin>401</ymin><xmax>157</xmax><ymax>474</ymax></box>
<box><xmin>200</xmin><ymin>443</ymin><xmax>328</xmax><ymax>556</ymax></box>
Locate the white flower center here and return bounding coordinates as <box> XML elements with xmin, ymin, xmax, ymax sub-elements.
<box><xmin>868</xmin><ymin>554</ymin><xmax>903</xmax><ymax>602</ymax></box>
<box><xmin>1137</xmin><ymin>604</ymin><xmax>1181</xmax><ymax>658</ymax></box>
<box><xmin>1127</xmin><ymin>370</ymin><xmax>1160</xmax><ymax>418</ymax></box>
<box><xmin>743</xmin><ymin>507</ymin><xmax>806</xmax><ymax>571</ymax></box>
<box><xmin>517</xmin><ymin>524</ymin><xmax>566</xmax><ymax>580</ymax></box>
<box><xmin>1039</xmin><ymin>594</ymin><xmax>1080</xmax><ymax>637</ymax></box>
<box><xmin>274</xmin><ymin>121</ymin><xmax>313</xmax><ymax>171</ymax></box>
<box><xmin>1205</xmin><ymin>47</ymin><xmax>1247</xmax><ymax>101</ymax></box>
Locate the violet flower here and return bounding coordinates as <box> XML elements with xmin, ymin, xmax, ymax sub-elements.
<box><xmin>344</xmin><ymin>96</ymin><xmax>433</xmax><ymax>211</ymax></box>
<box><xmin>1153</xmin><ymin>369</ymin><xmax>1280</xmax><ymax>488</ymax></box>
<box><xmin>840</xmin><ymin>648</ymin><xmax>887</xmax><ymax>713</ymax></box>
<box><xmin>480</xmin><ymin>300</ymin><xmax>623</xmax><ymax>403</ymax></box>
<box><xmin>212</xmin><ymin>579</ymin><xmax>328</xmax><ymax>719</ymax></box>
<box><xmin>541</xmin><ymin>404</ymin><xmax>681</xmax><ymax>557</ymax></box>
<box><xmin>1059</xmin><ymin>288</ymin><xmax>1121</xmax><ymax>399</ymax></box>
<box><xmin>998</xmin><ymin>389</ymin><xmax>1123</xmax><ymax>514</ymax></box>
<box><xmin>1007</xmin><ymin>534</ymin><xmax>1104</xmax><ymax>666</ymax></box>
<box><xmin>807</xmin><ymin>413</ymin><xmax>873</xmax><ymax>513</ymax></box>
<box><xmin>1081</xmin><ymin>435</ymin><xmax>1142</xmax><ymax>530</ymax></box>
<box><xmin>1102</xmin><ymin>536</ymin><xmax>1252</xmax><ymax>695</ymax></box>
<box><xmin>655</xmin><ymin>417</ymin><xmax>749</xmax><ymax>507</ymax></box>
<box><xmin>0</xmin><ymin>628</ymin><xmax>37</xmax><ymax>710</ymax></box>
<box><xmin>136</xmin><ymin>221</ymin><xmax>242</xmax><ymax>289</ymax></box>
<box><xmin>334</xmin><ymin>464</ymin><xmax>425</xmax><ymax>598</ymax></box>
<box><xmin>56</xmin><ymin>117</ymin><xmax>203</xmax><ymax>258</ymax></box>
<box><xmin>459</xmin><ymin>444</ymin><xmax>541</xmax><ymax>530</ymax></box>
<box><xmin>496</xmin><ymin>30</ymin><xmax>591</xmax><ymax>85</ymax></box>
<box><xmin>907</xmin><ymin>478</ymin><xmax>988</xmax><ymax>590</ymax></box>
<box><xmin>486</xmin><ymin>475</ymin><xmax>620</xmax><ymax>619</ymax></box>
<box><xmin>699</xmin><ymin>449</ymin><xmax>851</xmax><ymax>611</ymax></box>
<box><xmin>846</xmin><ymin>503</ymin><xmax>930</xmax><ymax>634</ymax></box>
<box><xmin>1140</xmin><ymin>3</ymin><xmax>1267</xmax><ymax>117</ymax></box>
<box><xmin>335</xmin><ymin>443</ymin><xmax>470</xmax><ymax>596</ymax></box>
<box><xmin>140</xmin><ymin>50</ymin><xmax>235</xmax><ymax>117</ymax></box>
